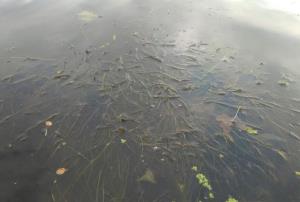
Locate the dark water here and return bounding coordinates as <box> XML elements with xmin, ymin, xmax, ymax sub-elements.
<box><xmin>1</xmin><ymin>0</ymin><xmax>300</xmax><ymax>202</ymax></box>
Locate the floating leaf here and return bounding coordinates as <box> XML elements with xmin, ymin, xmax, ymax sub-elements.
<box><xmin>191</xmin><ymin>165</ymin><xmax>198</xmax><ymax>172</ymax></box>
<box><xmin>235</xmin><ymin>119</ymin><xmax>259</xmax><ymax>136</ymax></box>
<box><xmin>113</xmin><ymin>34</ymin><xmax>116</xmax><ymax>41</ymax></box>
<box><xmin>295</xmin><ymin>171</ymin><xmax>300</xmax><ymax>176</ymax></box>
<box><xmin>78</xmin><ymin>10</ymin><xmax>97</xmax><ymax>22</ymax></box>
<box><xmin>120</xmin><ymin>138</ymin><xmax>127</xmax><ymax>144</ymax></box>
<box><xmin>244</xmin><ymin>127</ymin><xmax>258</xmax><ymax>136</ymax></box>
<box><xmin>56</xmin><ymin>167</ymin><xmax>68</xmax><ymax>175</ymax></box>
<box><xmin>138</xmin><ymin>169</ymin><xmax>156</xmax><ymax>184</ymax></box>
<box><xmin>226</xmin><ymin>196</ymin><xmax>238</xmax><ymax>202</ymax></box>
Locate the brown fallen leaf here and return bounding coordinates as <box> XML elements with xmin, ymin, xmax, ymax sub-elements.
<box><xmin>216</xmin><ymin>114</ymin><xmax>234</xmax><ymax>142</ymax></box>
<box><xmin>56</xmin><ymin>168</ymin><xmax>68</xmax><ymax>175</ymax></box>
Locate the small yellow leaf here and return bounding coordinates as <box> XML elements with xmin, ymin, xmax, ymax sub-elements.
<box><xmin>120</xmin><ymin>138</ymin><xmax>127</xmax><ymax>144</ymax></box>
<box><xmin>113</xmin><ymin>34</ymin><xmax>116</xmax><ymax>41</ymax></box>
<box><xmin>56</xmin><ymin>168</ymin><xmax>68</xmax><ymax>175</ymax></box>
<box><xmin>244</xmin><ymin>127</ymin><xmax>258</xmax><ymax>135</ymax></box>
<box><xmin>295</xmin><ymin>171</ymin><xmax>300</xmax><ymax>176</ymax></box>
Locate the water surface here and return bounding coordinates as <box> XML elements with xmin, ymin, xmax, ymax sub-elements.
<box><xmin>1</xmin><ymin>0</ymin><xmax>300</xmax><ymax>201</ymax></box>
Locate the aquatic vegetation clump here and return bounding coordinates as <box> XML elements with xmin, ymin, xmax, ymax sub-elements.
<box><xmin>225</xmin><ymin>196</ymin><xmax>238</xmax><ymax>202</ymax></box>
<box><xmin>195</xmin><ymin>173</ymin><xmax>214</xmax><ymax>199</ymax></box>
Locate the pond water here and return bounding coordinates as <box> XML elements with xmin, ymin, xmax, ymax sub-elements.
<box><xmin>0</xmin><ymin>0</ymin><xmax>300</xmax><ymax>202</ymax></box>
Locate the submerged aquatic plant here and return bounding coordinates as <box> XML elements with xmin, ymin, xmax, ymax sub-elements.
<box><xmin>138</xmin><ymin>169</ymin><xmax>156</xmax><ymax>184</ymax></box>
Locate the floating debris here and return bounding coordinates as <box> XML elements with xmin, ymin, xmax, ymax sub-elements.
<box><xmin>120</xmin><ymin>138</ymin><xmax>127</xmax><ymax>144</ymax></box>
<box><xmin>243</xmin><ymin>127</ymin><xmax>258</xmax><ymax>136</ymax></box>
<box><xmin>278</xmin><ymin>79</ymin><xmax>289</xmax><ymax>87</ymax></box>
<box><xmin>78</xmin><ymin>10</ymin><xmax>98</xmax><ymax>22</ymax></box>
<box><xmin>56</xmin><ymin>168</ymin><xmax>68</xmax><ymax>175</ymax></box>
<box><xmin>45</xmin><ymin>121</ymin><xmax>53</xmax><ymax>128</ymax></box>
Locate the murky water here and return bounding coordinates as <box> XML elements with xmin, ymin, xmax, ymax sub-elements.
<box><xmin>1</xmin><ymin>0</ymin><xmax>300</xmax><ymax>202</ymax></box>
